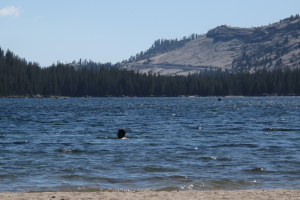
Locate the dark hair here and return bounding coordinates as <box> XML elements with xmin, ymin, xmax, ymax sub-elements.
<box><xmin>117</xmin><ymin>129</ymin><xmax>126</xmax><ymax>139</ymax></box>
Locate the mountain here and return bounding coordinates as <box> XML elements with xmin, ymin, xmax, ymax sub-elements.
<box><xmin>123</xmin><ymin>15</ymin><xmax>300</xmax><ymax>75</ymax></box>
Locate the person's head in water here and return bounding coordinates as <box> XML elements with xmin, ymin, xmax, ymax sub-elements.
<box><xmin>117</xmin><ymin>129</ymin><xmax>126</xmax><ymax>139</ymax></box>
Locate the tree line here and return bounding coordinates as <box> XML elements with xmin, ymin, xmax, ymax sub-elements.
<box><xmin>124</xmin><ymin>34</ymin><xmax>199</xmax><ymax>63</ymax></box>
<box><xmin>0</xmin><ymin>47</ymin><xmax>299</xmax><ymax>97</ymax></box>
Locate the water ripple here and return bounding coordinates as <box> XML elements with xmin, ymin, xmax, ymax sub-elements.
<box><xmin>0</xmin><ymin>97</ymin><xmax>299</xmax><ymax>192</ymax></box>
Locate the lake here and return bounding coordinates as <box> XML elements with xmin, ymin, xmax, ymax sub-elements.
<box><xmin>0</xmin><ymin>97</ymin><xmax>299</xmax><ymax>192</ymax></box>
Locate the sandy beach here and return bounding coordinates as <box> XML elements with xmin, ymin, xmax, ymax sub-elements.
<box><xmin>0</xmin><ymin>190</ymin><xmax>299</xmax><ymax>200</ymax></box>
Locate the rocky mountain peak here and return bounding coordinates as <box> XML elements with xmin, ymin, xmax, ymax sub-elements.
<box><xmin>124</xmin><ymin>15</ymin><xmax>300</xmax><ymax>75</ymax></box>
<box><xmin>206</xmin><ymin>25</ymin><xmax>252</xmax><ymax>42</ymax></box>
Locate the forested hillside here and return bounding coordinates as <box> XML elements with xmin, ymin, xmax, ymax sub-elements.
<box><xmin>1</xmin><ymin>47</ymin><xmax>299</xmax><ymax>97</ymax></box>
<box><xmin>124</xmin><ymin>34</ymin><xmax>199</xmax><ymax>63</ymax></box>
<box><xmin>124</xmin><ymin>15</ymin><xmax>300</xmax><ymax>75</ymax></box>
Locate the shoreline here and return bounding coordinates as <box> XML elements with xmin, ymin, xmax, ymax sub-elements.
<box><xmin>0</xmin><ymin>189</ymin><xmax>299</xmax><ymax>200</ymax></box>
<box><xmin>1</xmin><ymin>95</ymin><xmax>299</xmax><ymax>98</ymax></box>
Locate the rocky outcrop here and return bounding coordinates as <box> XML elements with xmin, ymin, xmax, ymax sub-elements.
<box><xmin>206</xmin><ymin>25</ymin><xmax>253</xmax><ymax>42</ymax></box>
<box><xmin>124</xmin><ymin>15</ymin><xmax>300</xmax><ymax>75</ymax></box>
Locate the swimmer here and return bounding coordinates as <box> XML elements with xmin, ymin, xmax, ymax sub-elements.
<box><xmin>117</xmin><ymin>129</ymin><xmax>127</xmax><ymax>139</ymax></box>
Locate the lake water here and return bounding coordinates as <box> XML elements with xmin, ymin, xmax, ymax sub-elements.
<box><xmin>0</xmin><ymin>97</ymin><xmax>299</xmax><ymax>192</ymax></box>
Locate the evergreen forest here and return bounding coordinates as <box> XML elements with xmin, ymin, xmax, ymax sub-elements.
<box><xmin>0</xmin><ymin>47</ymin><xmax>300</xmax><ymax>97</ymax></box>
<box><xmin>124</xmin><ymin>34</ymin><xmax>199</xmax><ymax>63</ymax></box>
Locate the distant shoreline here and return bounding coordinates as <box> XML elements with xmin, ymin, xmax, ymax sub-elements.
<box><xmin>0</xmin><ymin>95</ymin><xmax>70</xmax><ymax>99</ymax></box>
<box><xmin>0</xmin><ymin>189</ymin><xmax>299</xmax><ymax>200</ymax></box>
<box><xmin>0</xmin><ymin>94</ymin><xmax>299</xmax><ymax>98</ymax></box>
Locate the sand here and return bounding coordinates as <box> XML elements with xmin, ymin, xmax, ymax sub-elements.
<box><xmin>0</xmin><ymin>190</ymin><xmax>299</xmax><ymax>200</ymax></box>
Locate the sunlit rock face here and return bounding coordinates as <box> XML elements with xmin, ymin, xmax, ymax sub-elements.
<box><xmin>124</xmin><ymin>15</ymin><xmax>300</xmax><ymax>75</ymax></box>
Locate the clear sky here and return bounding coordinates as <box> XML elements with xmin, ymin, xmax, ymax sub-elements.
<box><xmin>0</xmin><ymin>0</ymin><xmax>299</xmax><ymax>67</ymax></box>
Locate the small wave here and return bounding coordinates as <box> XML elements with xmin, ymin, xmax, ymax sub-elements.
<box><xmin>212</xmin><ymin>144</ymin><xmax>258</xmax><ymax>148</ymax></box>
<box><xmin>143</xmin><ymin>167</ymin><xmax>179</xmax><ymax>173</ymax></box>
<box><xmin>243</xmin><ymin>168</ymin><xmax>265</xmax><ymax>172</ymax></box>
<box><xmin>232</xmin><ymin>121</ymin><xmax>247</xmax><ymax>124</ymax></box>
<box><xmin>201</xmin><ymin>156</ymin><xmax>217</xmax><ymax>161</ymax></box>
<box><xmin>285</xmin><ymin>170</ymin><xmax>300</xmax><ymax>175</ymax></box>
<box><xmin>144</xmin><ymin>175</ymin><xmax>192</xmax><ymax>185</ymax></box>
<box><xmin>156</xmin><ymin>179</ymin><xmax>261</xmax><ymax>191</ymax></box>
<box><xmin>61</xmin><ymin>175</ymin><xmax>120</xmax><ymax>183</ymax></box>
<box><xmin>262</xmin><ymin>128</ymin><xmax>300</xmax><ymax>132</ymax></box>
<box><xmin>217</xmin><ymin>157</ymin><xmax>232</xmax><ymax>161</ymax></box>
<box><xmin>262</xmin><ymin>145</ymin><xmax>282</xmax><ymax>150</ymax></box>
<box><xmin>0</xmin><ymin>174</ymin><xmax>18</xmax><ymax>179</ymax></box>
<box><xmin>204</xmin><ymin>179</ymin><xmax>261</xmax><ymax>190</ymax></box>
<box><xmin>186</xmin><ymin>125</ymin><xmax>203</xmax><ymax>130</ymax></box>
<box><xmin>13</xmin><ymin>140</ymin><xmax>29</xmax><ymax>144</ymax></box>
<box><xmin>64</xmin><ymin>187</ymin><xmax>137</xmax><ymax>193</ymax></box>
<box><xmin>155</xmin><ymin>183</ymin><xmax>205</xmax><ymax>191</ymax></box>
<box><xmin>200</xmin><ymin>156</ymin><xmax>231</xmax><ymax>161</ymax></box>
<box><xmin>95</xmin><ymin>136</ymin><xmax>115</xmax><ymax>139</ymax></box>
<box><xmin>56</xmin><ymin>148</ymin><xmax>85</xmax><ymax>154</ymax></box>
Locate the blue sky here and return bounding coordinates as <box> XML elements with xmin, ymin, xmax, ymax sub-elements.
<box><xmin>0</xmin><ymin>0</ymin><xmax>299</xmax><ymax>67</ymax></box>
